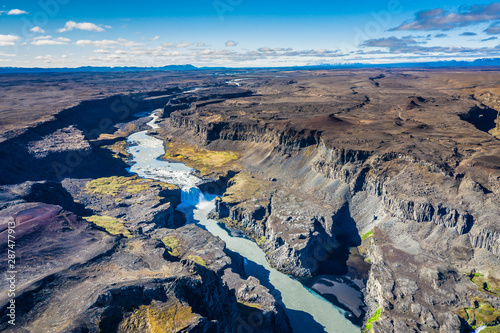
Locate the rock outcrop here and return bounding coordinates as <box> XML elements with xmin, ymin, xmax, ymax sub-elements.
<box><xmin>0</xmin><ymin>198</ymin><xmax>291</xmax><ymax>332</ymax></box>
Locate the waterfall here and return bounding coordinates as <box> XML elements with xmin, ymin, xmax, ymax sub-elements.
<box><xmin>181</xmin><ymin>187</ymin><xmax>205</xmax><ymax>207</ymax></box>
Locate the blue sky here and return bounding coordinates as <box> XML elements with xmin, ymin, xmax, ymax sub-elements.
<box><xmin>1</xmin><ymin>0</ymin><xmax>500</xmax><ymax>67</ymax></box>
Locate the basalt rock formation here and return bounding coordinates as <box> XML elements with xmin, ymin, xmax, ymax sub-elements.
<box><xmin>156</xmin><ymin>70</ymin><xmax>500</xmax><ymax>332</ymax></box>
<box><xmin>1</xmin><ymin>69</ymin><xmax>500</xmax><ymax>332</ymax></box>
<box><xmin>0</xmin><ymin>175</ymin><xmax>290</xmax><ymax>333</ymax></box>
<box><xmin>0</xmin><ymin>78</ymin><xmax>291</xmax><ymax>332</ymax></box>
<box><xmin>0</xmin><ymin>202</ymin><xmax>288</xmax><ymax>332</ymax></box>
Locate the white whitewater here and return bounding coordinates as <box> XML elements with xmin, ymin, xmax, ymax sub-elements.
<box><xmin>128</xmin><ymin>113</ymin><xmax>201</xmax><ymax>189</ymax></box>
<box><xmin>126</xmin><ymin>110</ymin><xmax>360</xmax><ymax>333</ymax></box>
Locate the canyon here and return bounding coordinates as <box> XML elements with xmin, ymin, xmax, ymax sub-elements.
<box><xmin>0</xmin><ymin>69</ymin><xmax>499</xmax><ymax>332</ymax></box>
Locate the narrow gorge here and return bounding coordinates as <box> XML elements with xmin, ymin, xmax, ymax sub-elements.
<box><xmin>0</xmin><ymin>70</ymin><xmax>499</xmax><ymax>333</ymax></box>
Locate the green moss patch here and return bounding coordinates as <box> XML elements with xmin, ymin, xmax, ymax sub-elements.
<box><xmin>482</xmin><ymin>325</ymin><xmax>500</xmax><ymax>332</ymax></box>
<box><xmin>102</xmin><ymin>140</ymin><xmax>131</xmax><ymax>162</ymax></box>
<box><xmin>187</xmin><ymin>255</ymin><xmax>207</xmax><ymax>267</ymax></box>
<box><xmin>118</xmin><ymin>298</ymin><xmax>198</xmax><ymax>333</ymax></box>
<box><xmin>458</xmin><ymin>298</ymin><xmax>500</xmax><ymax>331</ymax></box>
<box><xmin>361</xmin><ymin>230</ymin><xmax>374</xmax><ymax>241</ymax></box>
<box><xmin>238</xmin><ymin>301</ymin><xmax>263</xmax><ymax>311</ymax></box>
<box><xmin>83</xmin><ymin>215</ymin><xmax>132</xmax><ymax>238</ymax></box>
<box><xmin>471</xmin><ymin>273</ymin><xmax>500</xmax><ymax>296</ymax></box>
<box><xmin>126</xmin><ymin>183</ymin><xmax>150</xmax><ymax>194</ymax></box>
<box><xmin>221</xmin><ymin>172</ymin><xmax>269</xmax><ymax>205</ymax></box>
<box><xmin>256</xmin><ymin>236</ymin><xmax>266</xmax><ymax>245</ymax></box>
<box><xmin>237</xmin><ymin>301</ymin><xmax>263</xmax><ymax>317</ymax></box>
<box><xmin>364</xmin><ymin>307</ymin><xmax>381</xmax><ymax>333</ymax></box>
<box><xmin>162</xmin><ymin>236</ymin><xmax>182</xmax><ymax>258</ymax></box>
<box><xmin>86</xmin><ymin>175</ymin><xmax>177</xmax><ymax>197</ymax></box>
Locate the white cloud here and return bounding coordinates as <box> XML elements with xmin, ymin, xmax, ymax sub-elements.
<box><xmin>58</xmin><ymin>21</ymin><xmax>106</xmax><ymax>32</ymax></box>
<box><xmin>75</xmin><ymin>38</ymin><xmax>144</xmax><ymax>48</ymax></box>
<box><xmin>117</xmin><ymin>38</ymin><xmax>144</xmax><ymax>47</ymax></box>
<box><xmin>196</xmin><ymin>42</ymin><xmax>207</xmax><ymax>47</ymax></box>
<box><xmin>33</xmin><ymin>35</ymin><xmax>53</xmax><ymax>40</ymax></box>
<box><xmin>197</xmin><ymin>49</ymin><xmax>233</xmax><ymax>56</ymax></box>
<box><xmin>94</xmin><ymin>49</ymin><xmax>110</xmax><ymax>54</ymax></box>
<box><xmin>0</xmin><ymin>52</ymin><xmax>15</xmax><ymax>57</ymax></box>
<box><xmin>161</xmin><ymin>42</ymin><xmax>196</xmax><ymax>49</ymax></box>
<box><xmin>150</xmin><ymin>36</ymin><xmax>160</xmax><ymax>41</ymax></box>
<box><xmin>30</xmin><ymin>26</ymin><xmax>46</xmax><ymax>33</ymax></box>
<box><xmin>35</xmin><ymin>55</ymin><xmax>53</xmax><ymax>63</ymax></box>
<box><xmin>76</xmin><ymin>39</ymin><xmax>119</xmax><ymax>47</ymax></box>
<box><xmin>88</xmin><ymin>54</ymin><xmax>124</xmax><ymax>62</ymax></box>
<box><xmin>226</xmin><ymin>40</ymin><xmax>238</xmax><ymax>47</ymax></box>
<box><xmin>176</xmin><ymin>42</ymin><xmax>193</xmax><ymax>48</ymax></box>
<box><xmin>7</xmin><ymin>9</ymin><xmax>28</xmax><ymax>15</ymax></box>
<box><xmin>257</xmin><ymin>47</ymin><xmax>293</xmax><ymax>53</ymax></box>
<box><xmin>0</xmin><ymin>34</ymin><xmax>20</xmax><ymax>46</ymax></box>
<box><xmin>32</xmin><ymin>37</ymin><xmax>71</xmax><ymax>45</ymax></box>
<box><xmin>164</xmin><ymin>51</ymin><xmax>181</xmax><ymax>56</ymax></box>
<box><xmin>392</xmin><ymin>4</ymin><xmax>500</xmax><ymax>31</ymax></box>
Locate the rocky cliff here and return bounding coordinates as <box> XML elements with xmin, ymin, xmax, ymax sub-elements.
<box><xmin>157</xmin><ymin>73</ymin><xmax>500</xmax><ymax>332</ymax></box>
<box><xmin>0</xmin><ymin>173</ymin><xmax>291</xmax><ymax>333</ymax></box>
<box><xmin>0</xmin><ymin>83</ymin><xmax>291</xmax><ymax>332</ymax></box>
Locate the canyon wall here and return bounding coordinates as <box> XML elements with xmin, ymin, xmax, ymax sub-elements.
<box><xmin>161</xmin><ymin>98</ymin><xmax>500</xmax><ymax>332</ymax></box>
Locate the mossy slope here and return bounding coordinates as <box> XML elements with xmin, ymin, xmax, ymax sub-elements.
<box><xmin>83</xmin><ymin>215</ymin><xmax>133</xmax><ymax>238</ymax></box>
<box><xmin>86</xmin><ymin>175</ymin><xmax>178</xmax><ymax>197</ymax></box>
<box><xmin>163</xmin><ymin>139</ymin><xmax>239</xmax><ymax>176</ymax></box>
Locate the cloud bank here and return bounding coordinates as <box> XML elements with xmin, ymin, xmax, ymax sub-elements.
<box><xmin>392</xmin><ymin>3</ymin><xmax>500</xmax><ymax>30</ymax></box>
<box><xmin>58</xmin><ymin>21</ymin><xmax>106</xmax><ymax>32</ymax></box>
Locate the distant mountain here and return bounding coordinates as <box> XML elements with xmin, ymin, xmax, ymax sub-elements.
<box><xmin>0</xmin><ymin>64</ymin><xmax>198</xmax><ymax>74</ymax></box>
<box><xmin>2</xmin><ymin>58</ymin><xmax>500</xmax><ymax>74</ymax></box>
<box><xmin>318</xmin><ymin>58</ymin><xmax>500</xmax><ymax>69</ymax></box>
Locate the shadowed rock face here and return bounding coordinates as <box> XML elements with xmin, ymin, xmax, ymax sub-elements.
<box><xmin>459</xmin><ymin>105</ymin><xmax>499</xmax><ymax>133</ymax></box>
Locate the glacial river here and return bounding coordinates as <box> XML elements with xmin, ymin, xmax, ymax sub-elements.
<box><xmin>126</xmin><ymin>110</ymin><xmax>359</xmax><ymax>333</ymax></box>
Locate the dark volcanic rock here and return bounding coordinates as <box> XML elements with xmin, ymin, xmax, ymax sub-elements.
<box><xmin>212</xmin><ymin>179</ymin><xmax>354</xmax><ymax>276</ymax></box>
<box><xmin>0</xmin><ymin>200</ymin><xmax>290</xmax><ymax>332</ymax></box>
<box><xmin>157</xmin><ymin>70</ymin><xmax>500</xmax><ymax>332</ymax></box>
<box><xmin>2</xmin><ymin>180</ymin><xmax>90</xmax><ymax>215</ymax></box>
<box><xmin>3</xmin><ymin>69</ymin><xmax>500</xmax><ymax>332</ymax></box>
<box><xmin>62</xmin><ymin>176</ymin><xmax>185</xmax><ymax>232</ymax></box>
<box><xmin>153</xmin><ymin>224</ymin><xmax>291</xmax><ymax>332</ymax></box>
